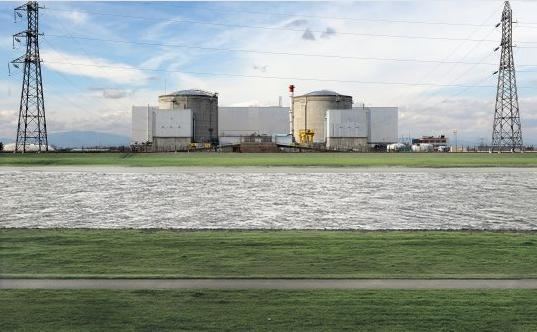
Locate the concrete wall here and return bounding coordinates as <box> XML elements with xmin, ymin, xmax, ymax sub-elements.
<box><xmin>292</xmin><ymin>95</ymin><xmax>352</xmax><ymax>143</ymax></box>
<box><xmin>218</xmin><ymin>106</ymin><xmax>289</xmax><ymax>144</ymax></box>
<box><xmin>326</xmin><ymin>109</ymin><xmax>368</xmax><ymax>138</ymax></box>
<box><xmin>152</xmin><ymin>137</ymin><xmax>191</xmax><ymax>152</ymax></box>
<box><xmin>153</xmin><ymin>109</ymin><xmax>192</xmax><ymax>138</ymax></box>
<box><xmin>219</xmin><ymin>136</ymin><xmax>241</xmax><ymax>145</ymax></box>
<box><xmin>131</xmin><ymin>106</ymin><xmax>158</xmax><ymax>144</ymax></box>
<box><xmin>367</xmin><ymin>107</ymin><xmax>398</xmax><ymax>144</ymax></box>
<box><xmin>326</xmin><ymin>137</ymin><xmax>369</xmax><ymax>151</ymax></box>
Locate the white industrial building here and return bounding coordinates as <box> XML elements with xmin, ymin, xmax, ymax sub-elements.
<box><xmin>326</xmin><ymin>109</ymin><xmax>368</xmax><ymax>151</ymax></box>
<box><xmin>131</xmin><ymin>89</ymin><xmax>399</xmax><ymax>151</ymax></box>
<box><xmin>218</xmin><ymin>106</ymin><xmax>290</xmax><ymax>145</ymax></box>
<box><xmin>325</xmin><ymin>107</ymin><xmax>398</xmax><ymax>151</ymax></box>
<box><xmin>132</xmin><ymin>106</ymin><xmax>157</xmax><ymax>144</ymax></box>
<box><xmin>131</xmin><ymin>106</ymin><xmax>193</xmax><ymax>151</ymax></box>
<box><xmin>368</xmin><ymin>107</ymin><xmax>398</xmax><ymax>144</ymax></box>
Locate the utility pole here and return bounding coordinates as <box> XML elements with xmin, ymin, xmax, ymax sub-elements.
<box><xmin>491</xmin><ymin>1</ymin><xmax>523</xmax><ymax>152</ymax></box>
<box><xmin>289</xmin><ymin>84</ymin><xmax>295</xmax><ymax>143</ymax></box>
<box><xmin>453</xmin><ymin>129</ymin><xmax>458</xmax><ymax>152</ymax></box>
<box><xmin>11</xmin><ymin>1</ymin><xmax>47</xmax><ymax>153</ymax></box>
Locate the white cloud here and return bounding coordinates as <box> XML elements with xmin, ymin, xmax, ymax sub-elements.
<box><xmin>285</xmin><ymin>19</ymin><xmax>308</xmax><ymax>28</ymax></box>
<box><xmin>252</xmin><ymin>65</ymin><xmax>268</xmax><ymax>73</ymax></box>
<box><xmin>229</xmin><ymin>100</ymin><xmax>274</xmax><ymax>107</ymax></box>
<box><xmin>0</xmin><ymin>109</ymin><xmax>18</xmax><ymax>140</ymax></box>
<box><xmin>56</xmin><ymin>10</ymin><xmax>88</xmax><ymax>25</ymax></box>
<box><xmin>320</xmin><ymin>27</ymin><xmax>336</xmax><ymax>39</ymax></box>
<box><xmin>88</xmin><ymin>88</ymin><xmax>131</xmax><ymax>99</ymax></box>
<box><xmin>41</xmin><ymin>50</ymin><xmax>149</xmax><ymax>84</ymax></box>
<box><xmin>140</xmin><ymin>16</ymin><xmax>184</xmax><ymax>40</ymax></box>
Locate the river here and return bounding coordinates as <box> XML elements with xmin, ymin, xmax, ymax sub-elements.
<box><xmin>1</xmin><ymin>167</ymin><xmax>536</xmax><ymax>230</ymax></box>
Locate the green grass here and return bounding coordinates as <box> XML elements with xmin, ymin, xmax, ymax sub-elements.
<box><xmin>2</xmin><ymin>229</ymin><xmax>537</xmax><ymax>278</ymax></box>
<box><xmin>1</xmin><ymin>289</ymin><xmax>536</xmax><ymax>331</ymax></box>
<box><xmin>1</xmin><ymin>152</ymin><xmax>537</xmax><ymax>167</ymax></box>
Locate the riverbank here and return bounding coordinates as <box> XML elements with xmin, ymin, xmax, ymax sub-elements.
<box><xmin>1</xmin><ymin>152</ymin><xmax>537</xmax><ymax>167</ymax></box>
<box><xmin>1</xmin><ymin>289</ymin><xmax>536</xmax><ymax>331</ymax></box>
<box><xmin>2</xmin><ymin>229</ymin><xmax>536</xmax><ymax>279</ymax></box>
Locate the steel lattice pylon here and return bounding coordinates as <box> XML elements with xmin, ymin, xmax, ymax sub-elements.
<box><xmin>11</xmin><ymin>1</ymin><xmax>47</xmax><ymax>153</ymax></box>
<box><xmin>491</xmin><ymin>1</ymin><xmax>523</xmax><ymax>152</ymax></box>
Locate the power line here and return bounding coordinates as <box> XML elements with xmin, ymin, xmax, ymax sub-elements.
<box><xmin>42</xmin><ymin>7</ymin><xmax>537</xmax><ymax>44</ymax></box>
<box><xmin>43</xmin><ymin>34</ymin><xmax>537</xmax><ymax>68</ymax></box>
<box><xmin>39</xmin><ymin>59</ymin><xmax>535</xmax><ymax>89</ymax></box>
<box><xmin>401</xmin><ymin>27</ymin><xmax>499</xmax><ymax>107</ymax></box>
<box><xmin>205</xmin><ymin>7</ymin><xmax>537</xmax><ymax>29</ymax></box>
<box><xmin>417</xmin><ymin>74</ymin><xmax>495</xmax><ymax>110</ymax></box>
<box><xmin>44</xmin><ymin>34</ymin><xmax>502</xmax><ymax>66</ymax></box>
<box><xmin>41</xmin><ymin>37</ymin><xmax>134</xmax><ymax>112</ymax></box>
<box><xmin>387</xmin><ymin>6</ymin><xmax>500</xmax><ymax>106</ymax></box>
<box><xmin>51</xmin><ymin>3</ymin><xmax>537</xmax><ymax>29</ymax></box>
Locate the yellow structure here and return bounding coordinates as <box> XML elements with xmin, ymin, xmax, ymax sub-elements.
<box><xmin>298</xmin><ymin>129</ymin><xmax>315</xmax><ymax>144</ymax></box>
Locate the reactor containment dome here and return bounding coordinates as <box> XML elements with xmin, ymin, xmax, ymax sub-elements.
<box><xmin>292</xmin><ymin>90</ymin><xmax>353</xmax><ymax>143</ymax></box>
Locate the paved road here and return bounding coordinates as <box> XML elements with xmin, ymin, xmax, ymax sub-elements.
<box><xmin>2</xmin><ymin>279</ymin><xmax>537</xmax><ymax>289</ymax></box>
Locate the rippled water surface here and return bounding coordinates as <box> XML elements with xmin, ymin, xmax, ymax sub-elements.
<box><xmin>1</xmin><ymin>167</ymin><xmax>536</xmax><ymax>230</ymax></box>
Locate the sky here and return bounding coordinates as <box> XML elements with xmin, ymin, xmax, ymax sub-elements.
<box><xmin>0</xmin><ymin>1</ymin><xmax>536</xmax><ymax>145</ymax></box>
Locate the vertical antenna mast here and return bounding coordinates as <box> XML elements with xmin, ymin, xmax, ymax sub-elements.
<box><xmin>11</xmin><ymin>1</ymin><xmax>47</xmax><ymax>153</ymax></box>
<box><xmin>491</xmin><ymin>1</ymin><xmax>523</xmax><ymax>152</ymax></box>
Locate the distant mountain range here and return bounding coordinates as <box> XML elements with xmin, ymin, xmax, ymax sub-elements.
<box><xmin>0</xmin><ymin>131</ymin><xmax>130</xmax><ymax>148</ymax></box>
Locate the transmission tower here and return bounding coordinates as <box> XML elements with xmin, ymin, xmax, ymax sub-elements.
<box><xmin>491</xmin><ymin>1</ymin><xmax>523</xmax><ymax>152</ymax></box>
<box><xmin>11</xmin><ymin>1</ymin><xmax>47</xmax><ymax>153</ymax></box>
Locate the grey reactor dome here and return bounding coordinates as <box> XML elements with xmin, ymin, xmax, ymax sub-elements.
<box><xmin>292</xmin><ymin>89</ymin><xmax>353</xmax><ymax>143</ymax></box>
<box><xmin>162</xmin><ymin>89</ymin><xmax>218</xmax><ymax>97</ymax></box>
<box><xmin>298</xmin><ymin>90</ymin><xmax>351</xmax><ymax>97</ymax></box>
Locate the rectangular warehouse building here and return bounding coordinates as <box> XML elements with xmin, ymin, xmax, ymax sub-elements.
<box><xmin>367</xmin><ymin>107</ymin><xmax>398</xmax><ymax>145</ymax></box>
<box><xmin>218</xmin><ymin>106</ymin><xmax>290</xmax><ymax>145</ymax></box>
<box><xmin>326</xmin><ymin>109</ymin><xmax>369</xmax><ymax>151</ymax></box>
<box><xmin>152</xmin><ymin>109</ymin><xmax>192</xmax><ymax>151</ymax></box>
<box><xmin>131</xmin><ymin>106</ymin><xmax>192</xmax><ymax>151</ymax></box>
<box><xmin>326</xmin><ymin>107</ymin><xmax>398</xmax><ymax>151</ymax></box>
<box><xmin>132</xmin><ymin>106</ymin><xmax>158</xmax><ymax>145</ymax></box>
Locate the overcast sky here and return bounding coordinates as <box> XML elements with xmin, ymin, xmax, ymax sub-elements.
<box><xmin>0</xmin><ymin>1</ymin><xmax>536</xmax><ymax>144</ymax></box>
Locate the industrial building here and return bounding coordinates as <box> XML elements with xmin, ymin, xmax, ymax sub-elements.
<box><xmin>218</xmin><ymin>106</ymin><xmax>290</xmax><ymax>145</ymax></box>
<box><xmin>131</xmin><ymin>106</ymin><xmax>193</xmax><ymax>151</ymax></box>
<box><xmin>326</xmin><ymin>107</ymin><xmax>398</xmax><ymax>151</ymax></box>
<box><xmin>131</xmin><ymin>88</ymin><xmax>398</xmax><ymax>152</ymax></box>
<box><xmin>158</xmin><ymin>89</ymin><xmax>218</xmax><ymax>144</ymax></box>
<box><xmin>412</xmin><ymin>135</ymin><xmax>448</xmax><ymax>148</ymax></box>
<box><xmin>292</xmin><ymin>90</ymin><xmax>353</xmax><ymax>144</ymax></box>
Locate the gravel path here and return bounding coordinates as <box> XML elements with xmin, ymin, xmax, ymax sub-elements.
<box><xmin>2</xmin><ymin>279</ymin><xmax>537</xmax><ymax>289</ymax></box>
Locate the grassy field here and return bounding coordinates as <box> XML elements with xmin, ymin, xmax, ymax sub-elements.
<box><xmin>1</xmin><ymin>289</ymin><xmax>536</xmax><ymax>331</ymax></box>
<box><xmin>1</xmin><ymin>152</ymin><xmax>537</xmax><ymax>167</ymax></box>
<box><xmin>2</xmin><ymin>229</ymin><xmax>536</xmax><ymax>278</ymax></box>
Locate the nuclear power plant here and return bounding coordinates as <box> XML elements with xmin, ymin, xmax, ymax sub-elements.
<box><xmin>132</xmin><ymin>88</ymin><xmax>398</xmax><ymax>152</ymax></box>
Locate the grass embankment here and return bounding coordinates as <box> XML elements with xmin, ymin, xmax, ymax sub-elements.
<box><xmin>1</xmin><ymin>152</ymin><xmax>537</xmax><ymax>167</ymax></box>
<box><xmin>1</xmin><ymin>289</ymin><xmax>536</xmax><ymax>331</ymax></box>
<box><xmin>2</xmin><ymin>230</ymin><xmax>536</xmax><ymax>278</ymax></box>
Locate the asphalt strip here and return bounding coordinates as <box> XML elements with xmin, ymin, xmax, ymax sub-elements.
<box><xmin>2</xmin><ymin>279</ymin><xmax>537</xmax><ymax>289</ymax></box>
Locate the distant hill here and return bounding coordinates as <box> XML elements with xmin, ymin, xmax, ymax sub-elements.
<box><xmin>0</xmin><ymin>131</ymin><xmax>129</xmax><ymax>148</ymax></box>
<box><xmin>48</xmin><ymin>131</ymin><xmax>130</xmax><ymax>148</ymax></box>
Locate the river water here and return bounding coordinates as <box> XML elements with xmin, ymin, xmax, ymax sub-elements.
<box><xmin>1</xmin><ymin>167</ymin><xmax>536</xmax><ymax>230</ymax></box>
